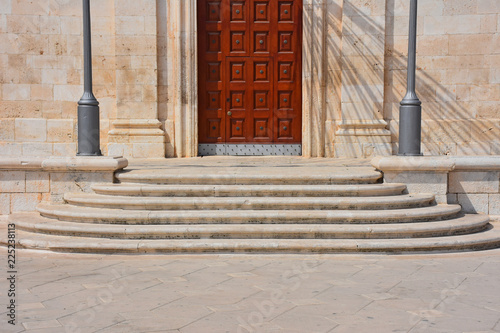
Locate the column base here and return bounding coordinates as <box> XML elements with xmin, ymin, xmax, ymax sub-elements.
<box><xmin>333</xmin><ymin>120</ymin><xmax>392</xmax><ymax>158</ymax></box>
<box><xmin>108</xmin><ymin>119</ymin><xmax>167</xmax><ymax>158</ymax></box>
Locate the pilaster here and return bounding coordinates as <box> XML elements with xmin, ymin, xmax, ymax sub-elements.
<box><xmin>302</xmin><ymin>0</ymin><xmax>327</xmax><ymax>157</ymax></box>
<box><xmin>334</xmin><ymin>0</ymin><xmax>391</xmax><ymax>158</ymax></box>
<box><xmin>108</xmin><ymin>119</ymin><xmax>166</xmax><ymax>158</ymax></box>
<box><xmin>107</xmin><ymin>0</ymin><xmax>166</xmax><ymax>158</ymax></box>
<box><xmin>168</xmin><ymin>0</ymin><xmax>198</xmax><ymax>157</ymax></box>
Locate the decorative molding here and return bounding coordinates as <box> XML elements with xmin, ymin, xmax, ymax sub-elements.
<box><xmin>302</xmin><ymin>0</ymin><xmax>327</xmax><ymax>157</ymax></box>
<box><xmin>108</xmin><ymin>119</ymin><xmax>166</xmax><ymax>158</ymax></box>
<box><xmin>0</xmin><ymin>156</ymin><xmax>128</xmax><ymax>172</ymax></box>
<box><xmin>171</xmin><ymin>0</ymin><xmax>198</xmax><ymax>157</ymax></box>
<box><xmin>170</xmin><ymin>0</ymin><xmax>389</xmax><ymax>159</ymax></box>
<box><xmin>335</xmin><ymin>0</ymin><xmax>390</xmax><ymax>158</ymax></box>
<box><xmin>109</xmin><ymin>119</ymin><xmax>165</xmax><ymax>137</ymax></box>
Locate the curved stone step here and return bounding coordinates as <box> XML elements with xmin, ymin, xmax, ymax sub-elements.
<box><xmin>115</xmin><ymin>167</ymin><xmax>382</xmax><ymax>185</ymax></box>
<box><xmin>37</xmin><ymin>203</ymin><xmax>462</xmax><ymax>224</ymax></box>
<box><xmin>9</xmin><ymin>212</ymin><xmax>489</xmax><ymax>240</ymax></box>
<box><xmin>63</xmin><ymin>193</ymin><xmax>435</xmax><ymax>211</ymax></box>
<box><xmin>2</xmin><ymin>221</ymin><xmax>499</xmax><ymax>254</ymax></box>
<box><xmin>92</xmin><ymin>183</ymin><xmax>407</xmax><ymax>197</ymax></box>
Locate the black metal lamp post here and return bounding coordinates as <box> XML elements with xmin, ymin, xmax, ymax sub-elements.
<box><xmin>77</xmin><ymin>0</ymin><xmax>101</xmax><ymax>156</ymax></box>
<box><xmin>398</xmin><ymin>0</ymin><xmax>422</xmax><ymax>156</ymax></box>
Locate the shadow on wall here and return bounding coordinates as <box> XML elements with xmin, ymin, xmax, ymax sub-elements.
<box><xmin>325</xmin><ymin>0</ymin><xmax>497</xmax><ymax>156</ymax></box>
<box><xmin>156</xmin><ymin>0</ymin><xmax>497</xmax><ymax>157</ymax></box>
<box><xmin>384</xmin><ymin>0</ymin><xmax>497</xmax><ymax>156</ymax></box>
<box><xmin>335</xmin><ymin>2</ymin><xmax>385</xmax><ymax>123</ymax></box>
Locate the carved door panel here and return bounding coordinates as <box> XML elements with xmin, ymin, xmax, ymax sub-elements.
<box><xmin>198</xmin><ymin>0</ymin><xmax>302</xmax><ymax>145</ymax></box>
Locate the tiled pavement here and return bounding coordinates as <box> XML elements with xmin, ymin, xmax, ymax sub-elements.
<box><xmin>1</xmin><ymin>215</ymin><xmax>500</xmax><ymax>333</ymax></box>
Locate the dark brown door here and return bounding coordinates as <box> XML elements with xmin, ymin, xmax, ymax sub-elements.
<box><xmin>198</xmin><ymin>0</ymin><xmax>302</xmax><ymax>144</ymax></box>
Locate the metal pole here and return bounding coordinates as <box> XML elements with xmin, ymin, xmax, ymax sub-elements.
<box><xmin>77</xmin><ymin>0</ymin><xmax>101</xmax><ymax>156</ymax></box>
<box><xmin>398</xmin><ymin>0</ymin><xmax>422</xmax><ymax>156</ymax></box>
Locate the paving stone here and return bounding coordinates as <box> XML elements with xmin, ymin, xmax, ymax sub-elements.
<box><xmin>315</xmin><ymin>291</ymin><xmax>373</xmax><ymax>315</ymax></box>
<box><xmin>16</xmin><ymin>290</ymin><xmax>47</xmax><ymax>305</ymax></box>
<box><xmin>270</xmin><ymin>306</ymin><xmax>338</xmax><ymax>332</ymax></box>
<box><xmin>411</xmin><ymin>301</ymin><xmax>500</xmax><ymax>332</ymax></box>
<box><xmin>179</xmin><ymin>310</ymin><xmax>261</xmax><ymax>333</ymax></box>
<box><xmin>22</xmin><ymin>319</ymin><xmax>61</xmax><ymax>330</ymax></box>
<box><xmin>327</xmin><ymin>313</ymin><xmax>409</xmax><ymax>333</ymax></box>
<box><xmin>148</xmin><ymin>298</ymin><xmax>214</xmax><ymax>330</ymax></box>
<box><xmin>12</xmin><ymin>328</ymin><xmax>63</xmax><ymax>333</ymax></box>
<box><xmin>57</xmin><ymin>313</ymin><xmax>125</xmax><ymax>333</ymax></box>
<box><xmin>96</xmin><ymin>320</ymin><xmax>180</xmax><ymax>333</ymax></box>
<box><xmin>17</xmin><ymin>302</ymin><xmax>45</xmax><ymax>311</ymax></box>
<box><xmin>181</xmin><ymin>286</ymin><xmax>260</xmax><ymax>307</ymax></box>
<box><xmin>181</xmin><ymin>270</ymin><xmax>233</xmax><ymax>290</ymax></box>
<box><xmin>121</xmin><ymin>285</ymin><xmax>184</xmax><ymax>311</ymax></box>
<box><xmin>494</xmin><ymin>319</ymin><xmax>500</xmax><ymax>332</ymax></box>
<box><xmin>454</xmin><ymin>293</ymin><xmax>500</xmax><ymax>313</ymax></box>
<box><xmin>230</xmin><ymin>296</ymin><xmax>297</xmax><ymax>323</ymax></box>
<box><xmin>408</xmin><ymin>322</ymin><xmax>452</xmax><ymax>333</ymax></box>
<box><xmin>29</xmin><ymin>281</ymin><xmax>86</xmax><ymax>301</ymax></box>
<box><xmin>0</xmin><ymin>247</ymin><xmax>499</xmax><ymax>332</ymax></box>
<box><xmin>158</xmin><ymin>261</ymin><xmax>210</xmax><ymax>277</ymax></box>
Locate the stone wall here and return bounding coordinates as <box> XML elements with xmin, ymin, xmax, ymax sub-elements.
<box><xmin>373</xmin><ymin>156</ymin><xmax>500</xmax><ymax>217</ymax></box>
<box><xmin>385</xmin><ymin>0</ymin><xmax>499</xmax><ymax>155</ymax></box>
<box><xmin>0</xmin><ymin>0</ymin><xmax>116</xmax><ymax>157</ymax></box>
<box><xmin>0</xmin><ymin>156</ymin><xmax>127</xmax><ymax>214</ymax></box>
<box><xmin>0</xmin><ymin>0</ymin><xmax>498</xmax><ymax>159</ymax></box>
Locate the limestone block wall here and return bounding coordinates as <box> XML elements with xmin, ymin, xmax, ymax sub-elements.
<box><xmin>373</xmin><ymin>156</ymin><xmax>500</xmax><ymax>217</ymax></box>
<box><xmin>0</xmin><ymin>0</ymin><xmax>498</xmax><ymax>159</ymax></box>
<box><xmin>0</xmin><ymin>0</ymin><xmax>116</xmax><ymax>157</ymax></box>
<box><xmin>0</xmin><ymin>156</ymin><xmax>127</xmax><ymax>214</ymax></box>
<box><xmin>448</xmin><ymin>169</ymin><xmax>500</xmax><ymax>216</ymax></box>
<box><xmin>0</xmin><ymin>167</ymin><xmax>51</xmax><ymax>214</ymax></box>
<box><xmin>385</xmin><ymin>0</ymin><xmax>499</xmax><ymax>156</ymax></box>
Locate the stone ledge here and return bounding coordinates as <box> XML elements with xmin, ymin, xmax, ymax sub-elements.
<box><xmin>336</xmin><ymin>119</ymin><xmax>389</xmax><ymax>130</ymax></box>
<box><xmin>371</xmin><ymin>156</ymin><xmax>456</xmax><ymax>172</ymax></box>
<box><xmin>42</xmin><ymin>156</ymin><xmax>128</xmax><ymax>172</ymax></box>
<box><xmin>111</xmin><ymin>119</ymin><xmax>163</xmax><ymax>129</ymax></box>
<box><xmin>372</xmin><ymin>156</ymin><xmax>500</xmax><ymax>172</ymax></box>
<box><xmin>0</xmin><ymin>156</ymin><xmax>128</xmax><ymax>172</ymax></box>
<box><xmin>0</xmin><ymin>158</ymin><xmax>44</xmax><ymax>170</ymax></box>
<box><xmin>451</xmin><ymin>156</ymin><xmax>500</xmax><ymax>171</ymax></box>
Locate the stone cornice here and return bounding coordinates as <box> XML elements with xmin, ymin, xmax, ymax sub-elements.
<box><xmin>372</xmin><ymin>156</ymin><xmax>500</xmax><ymax>172</ymax></box>
<box><xmin>0</xmin><ymin>156</ymin><xmax>128</xmax><ymax>172</ymax></box>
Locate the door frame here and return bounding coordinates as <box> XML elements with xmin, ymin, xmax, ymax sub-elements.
<box><xmin>170</xmin><ymin>0</ymin><xmax>327</xmax><ymax>157</ymax></box>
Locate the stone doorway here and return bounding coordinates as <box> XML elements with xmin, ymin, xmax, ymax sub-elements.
<box><xmin>168</xmin><ymin>0</ymin><xmax>327</xmax><ymax>157</ymax></box>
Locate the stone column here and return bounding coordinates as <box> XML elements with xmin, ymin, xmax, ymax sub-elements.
<box><xmin>334</xmin><ymin>0</ymin><xmax>391</xmax><ymax>158</ymax></box>
<box><xmin>107</xmin><ymin>0</ymin><xmax>166</xmax><ymax>158</ymax></box>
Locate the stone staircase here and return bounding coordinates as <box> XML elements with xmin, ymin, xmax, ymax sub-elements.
<box><xmin>2</xmin><ymin>163</ymin><xmax>500</xmax><ymax>254</ymax></box>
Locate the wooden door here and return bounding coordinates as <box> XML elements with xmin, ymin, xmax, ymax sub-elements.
<box><xmin>198</xmin><ymin>0</ymin><xmax>302</xmax><ymax>145</ymax></box>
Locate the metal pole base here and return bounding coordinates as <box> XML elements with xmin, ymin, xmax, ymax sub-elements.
<box><xmin>77</xmin><ymin>105</ymin><xmax>102</xmax><ymax>156</ymax></box>
<box><xmin>398</xmin><ymin>104</ymin><xmax>422</xmax><ymax>156</ymax></box>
